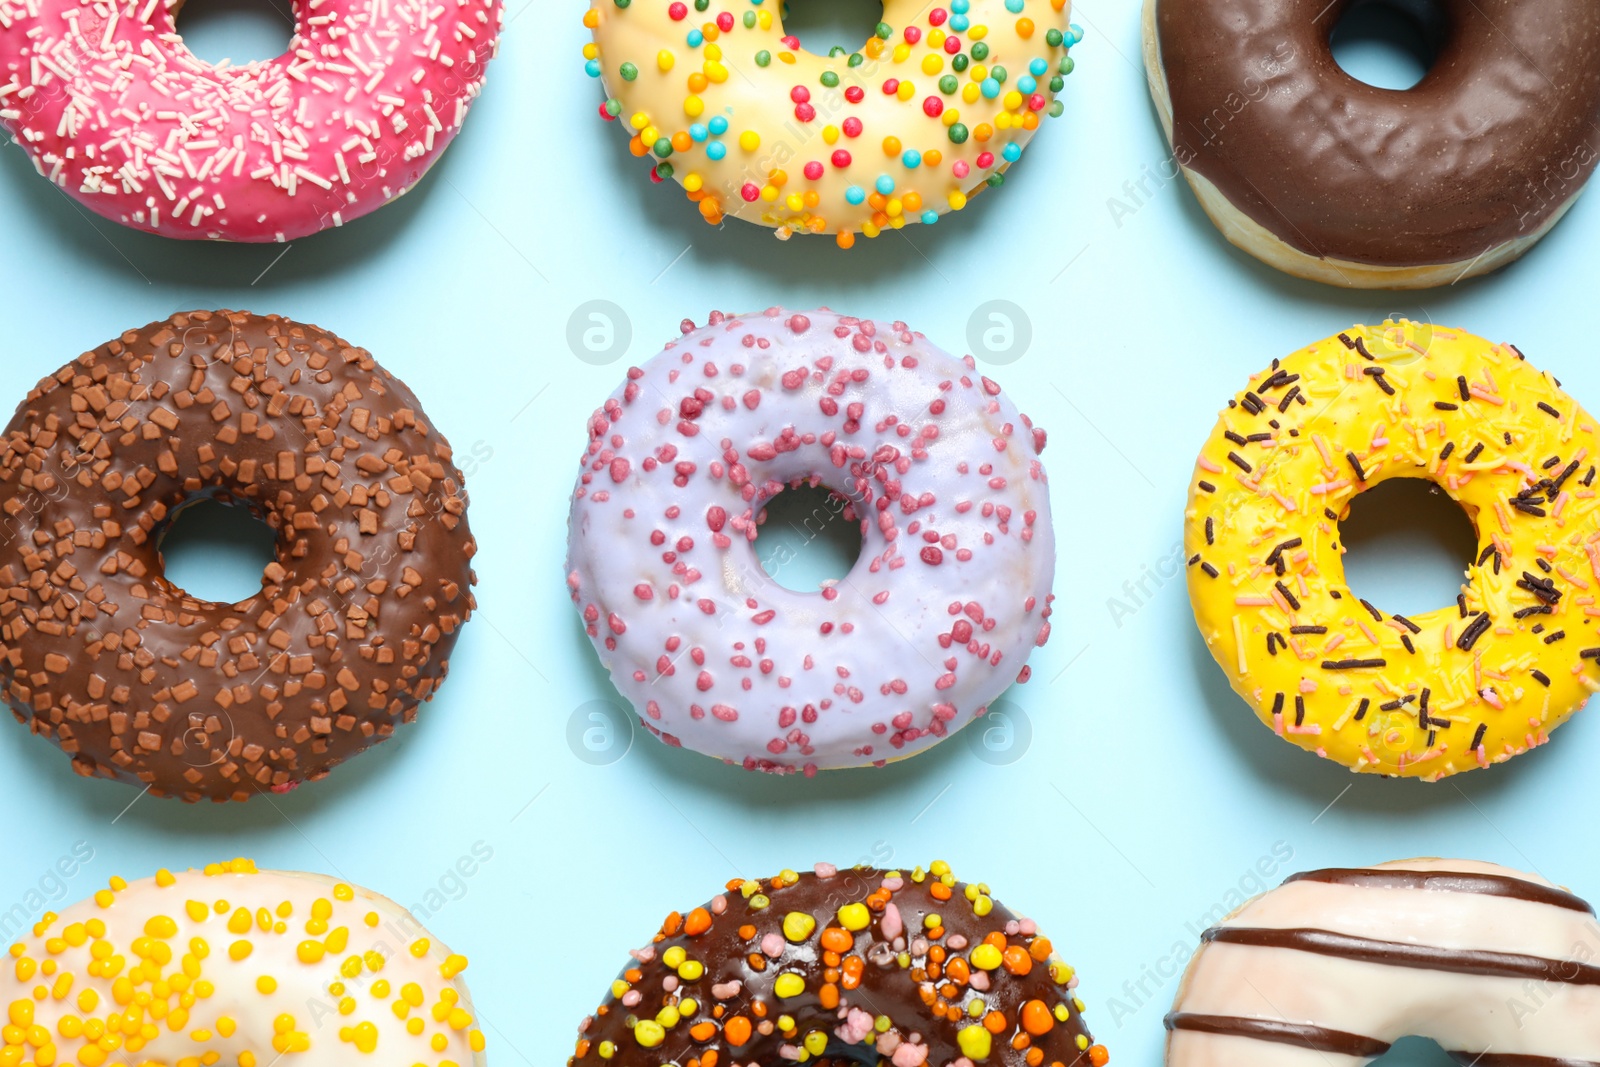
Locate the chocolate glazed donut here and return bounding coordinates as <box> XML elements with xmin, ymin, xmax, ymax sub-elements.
<box><xmin>0</xmin><ymin>311</ymin><xmax>477</xmax><ymax>802</ymax></box>
<box><xmin>1142</xmin><ymin>0</ymin><xmax>1600</xmax><ymax>289</ymax></box>
<box><xmin>570</xmin><ymin>863</ymin><xmax>1109</xmax><ymax>1067</ymax></box>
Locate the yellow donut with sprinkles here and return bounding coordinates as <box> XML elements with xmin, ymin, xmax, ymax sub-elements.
<box><xmin>581</xmin><ymin>0</ymin><xmax>1081</xmax><ymax>247</ymax></box>
<box><xmin>1185</xmin><ymin>321</ymin><xmax>1600</xmax><ymax>781</ymax></box>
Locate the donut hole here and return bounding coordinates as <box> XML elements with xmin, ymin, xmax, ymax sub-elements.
<box><xmin>1338</xmin><ymin>477</ymin><xmax>1478</xmax><ymax>618</ymax></box>
<box><xmin>156</xmin><ymin>497</ymin><xmax>280</xmax><ymax>606</ymax></box>
<box><xmin>1371</xmin><ymin>1037</ymin><xmax>1455</xmax><ymax>1066</ymax></box>
<box><xmin>780</xmin><ymin>0</ymin><xmax>886</xmax><ymax>57</ymax></box>
<box><xmin>173</xmin><ymin>0</ymin><xmax>296</xmax><ymax>68</ymax></box>
<box><xmin>1329</xmin><ymin>0</ymin><xmax>1446</xmax><ymax>91</ymax></box>
<box><xmin>755</xmin><ymin>480</ymin><xmax>864</xmax><ymax>592</ymax></box>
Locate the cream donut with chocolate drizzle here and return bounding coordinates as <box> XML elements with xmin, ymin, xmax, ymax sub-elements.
<box><xmin>1166</xmin><ymin>858</ymin><xmax>1600</xmax><ymax>1067</ymax></box>
<box><xmin>565</xmin><ymin>307</ymin><xmax>1055</xmax><ymax>772</ymax></box>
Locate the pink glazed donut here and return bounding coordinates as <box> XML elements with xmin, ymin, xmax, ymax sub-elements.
<box><xmin>565</xmin><ymin>307</ymin><xmax>1056</xmax><ymax>774</ymax></box>
<box><xmin>0</xmin><ymin>0</ymin><xmax>501</xmax><ymax>241</ymax></box>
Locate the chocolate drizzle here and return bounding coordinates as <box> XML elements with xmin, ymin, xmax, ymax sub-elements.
<box><xmin>1151</xmin><ymin>0</ymin><xmax>1600</xmax><ymax>267</ymax></box>
<box><xmin>1165</xmin><ymin>1012</ymin><xmax>1390</xmax><ymax>1057</ymax></box>
<box><xmin>1287</xmin><ymin>867</ymin><xmax>1594</xmax><ymax>915</ymax></box>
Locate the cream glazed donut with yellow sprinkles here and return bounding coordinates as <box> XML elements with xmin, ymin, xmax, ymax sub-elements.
<box><xmin>0</xmin><ymin>859</ymin><xmax>486</xmax><ymax>1067</ymax></box>
<box><xmin>1185</xmin><ymin>321</ymin><xmax>1600</xmax><ymax>780</ymax></box>
<box><xmin>581</xmin><ymin>1</ymin><xmax>1081</xmax><ymax>247</ymax></box>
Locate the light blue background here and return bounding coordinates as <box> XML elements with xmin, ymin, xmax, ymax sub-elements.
<box><xmin>0</xmin><ymin>3</ymin><xmax>1587</xmax><ymax>1066</ymax></box>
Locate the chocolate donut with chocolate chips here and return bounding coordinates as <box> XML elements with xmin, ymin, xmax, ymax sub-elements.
<box><xmin>1142</xmin><ymin>0</ymin><xmax>1600</xmax><ymax>289</ymax></box>
<box><xmin>0</xmin><ymin>311</ymin><xmax>476</xmax><ymax>802</ymax></box>
<box><xmin>569</xmin><ymin>862</ymin><xmax>1109</xmax><ymax>1067</ymax></box>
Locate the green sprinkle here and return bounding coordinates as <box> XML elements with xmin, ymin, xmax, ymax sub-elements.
<box><xmin>755</xmin><ymin>50</ymin><xmax>772</xmax><ymax>66</ymax></box>
<box><xmin>1049</xmin><ymin>75</ymin><xmax>1064</xmax><ymax>92</ymax></box>
<box><xmin>952</xmin><ymin>54</ymin><xmax>969</xmax><ymax>72</ymax></box>
<box><xmin>1045</xmin><ymin>28</ymin><xmax>1063</xmax><ymax>47</ymax></box>
<box><xmin>847</xmin><ymin>52</ymin><xmax>865</xmax><ymax>67</ymax></box>
<box><xmin>653</xmin><ymin>137</ymin><xmax>673</xmax><ymax>157</ymax></box>
<box><xmin>938</xmin><ymin>74</ymin><xmax>958</xmax><ymax>94</ymax></box>
<box><xmin>948</xmin><ymin>123</ymin><xmax>969</xmax><ymax>144</ymax></box>
<box><xmin>875</xmin><ymin>21</ymin><xmax>892</xmax><ymax>38</ymax></box>
<box><xmin>612</xmin><ymin>0</ymin><xmax>629</xmax><ymax>6</ymax></box>
<box><xmin>656</xmin><ymin>162</ymin><xmax>674</xmax><ymax>180</ymax></box>
<box><xmin>986</xmin><ymin>173</ymin><xmax>1004</xmax><ymax>187</ymax></box>
<box><xmin>991</xmin><ymin>65</ymin><xmax>1007</xmax><ymax>83</ymax></box>
<box><xmin>604</xmin><ymin>98</ymin><xmax>622</xmax><ymax>117</ymax></box>
<box><xmin>971</xmin><ymin>41</ymin><xmax>989</xmax><ymax>61</ymax></box>
<box><xmin>1059</xmin><ymin>56</ymin><xmax>1074</xmax><ymax>75</ymax></box>
<box><xmin>828</xmin><ymin>45</ymin><xmax>847</xmax><ymax>57</ymax></box>
<box><xmin>743</xmin><ymin>10</ymin><xmax>756</xmax><ymax>26</ymax></box>
<box><xmin>619</xmin><ymin>62</ymin><xmax>638</xmax><ymax>81</ymax></box>
<box><xmin>694</xmin><ymin>0</ymin><xmax>708</xmax><ymax>8</ymax></box>
<box><xmin>1048</xmin><ymin>100</ymin><xmax>1065</xmax><ymax>117</ymax></box>
<box><xmin>820</xmin><ymin>70</ymin><xmax>840</xmax><ymax>87</ymax></box>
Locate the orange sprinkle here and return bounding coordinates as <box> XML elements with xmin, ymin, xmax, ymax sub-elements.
<box><xmin>1002</xmin><ymin>946</ymin><xmax>1033</xmax><ymax>976</ymax></box>
<box><xmin>1021</xmin><ymin>1000</ymin><xmax>1054</xmax><ymax>1036</ymax></box>
<box><xmin>723</xmin><ymin>1018</ymin><xmax>752</xmax><ymax>1047</ymax></box>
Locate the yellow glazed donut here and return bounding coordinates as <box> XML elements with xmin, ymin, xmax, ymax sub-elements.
<box><xmin>0</xmin><ymin>859</ymin><xmax>486</xmax><ymax>1067</ymax></box>
<box><xmin>581</xmin><ymin>0</ymin><xmax>1081</xmax><ymax>247</ymax></box>
<box><xmin>1185</xmin><ymin>321</ymin><xmax>1600</xmax><ymax>780</ymax></box>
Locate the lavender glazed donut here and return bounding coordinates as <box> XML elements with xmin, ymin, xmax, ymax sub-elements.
<box><xmin>565</xmin><ymin>307</ymin><xmax>1056</xmax><ymax>774</ymax></box>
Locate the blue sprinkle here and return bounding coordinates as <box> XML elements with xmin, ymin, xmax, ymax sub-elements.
<box><xmin>951</xmin><ymin>0</ymin><xmax>968</xmax><ymax>11</ymax></box>
<box><xmin>950</xmin><ymin>14</ymin><xmax>968</xmax><ymax>30</ymax></box>
<box><xmin>689</xmin><ymin>123</ymin><xmax>709</xmax><ymax>142</ymax></box>
<box><xmin>1018</xmin><ymin>76</ymin><xmax>1036</xmax><ymax>94</ymax></box>
<box><xmin>708</xmin><ymin>116</ymin><xmax>729</xmax><ymax>134</ymax></box>
<box><xmin>845</xmin><ymin>186</ymin><xmax>867</xmax><ymax>205</ymax></box>
<box><xmin>1029</xmin><ymin>58</ymin><xmax>1048</xmax><ymax>76</ymax></box>
<box><xmin>1002</xmin><ymin>143</ymin><xmax>1022</xmax><ymax>162</ymax></box>
<box><xmin>1004</xmin><ymin>0</ymin><xmax>1023</xmax><ymax>11</ymax></box>
<box><xmin>875</xmin><ymin>174</ymin><xmax>895</xmax><ymax>195</ymax></box>
<box><xmin>687</xmin><ymin>29</ymin><xmax>704</xmax><ymax>46</ymax></box>
<box><xmin>980</xmin><ymin>78</ymin><xmax>1000</xmax><ymax>99</ymax></box>
<box><xmin>585</xmin><ymin>60</ymin><xmax>601</xmax><ymax>78</ymax></box>
<box><xmin>707</xmin><ymin>142</ymin><xmax>727</xmax><ymax>161</ymax></box>
<box><xmin>1068</xmin><ymin>23</ymin><xmax>1084</xmax><ymax>43</ymax></box>
<box><xmin>902</xmin><ymin>149</ymin><xmax>922</xmax><ymax>169</ymax></box>
<box><xmin>921</xmin><ymin>211</ymin><xmax>939</xmax><ymax>225</ymax></box>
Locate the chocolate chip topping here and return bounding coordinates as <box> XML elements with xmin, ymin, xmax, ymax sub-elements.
<box><xmin>0</xmin><ymin>311</ymin><xmax>476</xmax><ymax>802</ymax></box>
